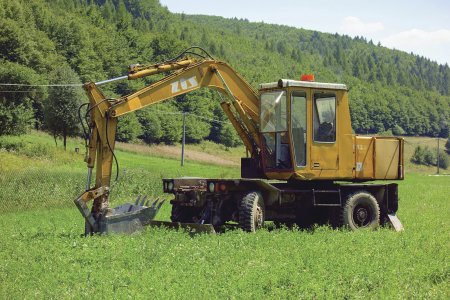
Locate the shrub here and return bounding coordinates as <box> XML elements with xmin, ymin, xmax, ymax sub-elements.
<box><xmin>446</xmin><ymin>138</ymin><xmax>450</xmax><ymax>155</ymax></box>
<box><xmin>21</xmin><ymin>143</ymin><xmax>55</xmax><ymax>158</ymax></box>
<box><xmin>0</xmin><ymin>100</ymin><xmax>35</xmax><ymax>135</ymax></box>
<box><xmin>378</xmin><ymin>129</ymin><xmax>393</xmax><ymax>136</ymax></box>
<box><xmin>185</xmin><ymin>116</ymin><xmax>211</xmax><ymax>144</ymax></box>
<box><xmin>135</xmin><ymin>104</ymin><xmax>184</xmax><ymax>145</ymax></box>
<box><xmin>0</xmin><ymin>62</ymin><xmax>44</xmax><ymax>135</ymax></box>
<box><xmin>411</xmin><ymin>145</ymin><xmax>449</xmax><ymax>169</ymax></box>
<box><xmin>411</xmin><ymin>146</ymin><xmax>425</xmax><ymax>164</ymax></box>
<box><xmin>437</xmin><ymin>151</ymin><xmax>449</xmax><ymax>169</ymax></box>
<box><xmin>0</xmin><ymin>136</ymin><xmax>54</xmax><ymax>158</ymax></box>
<box><xmin>116</xmin><ymin>112</ymin><xmax>143</xmax><ymax>143</ymax></box>
<box><xmin>392</xmin><ymin>125</ymin><xmax>406</xmax><ymax>136</ymax></box>
<box><xmin>158</xmin><ymin>106</ymin><xmax>182</xmax><ymax>145</ymax></box>
<box><xmin>0</xmin><ymin>138</ymin><xmax>25</xmax><ymax>152</ymax></box>
<box><xmin>423</xmin><ymin>147</ymin><xmax>436</xmax><ymax>166</ymax></box>
<box><xmin>220</xmin><ymin>124</ymin><xmax>243</xmax><ymax>147</ymax></box>
<box><xmin>137</xmin><ymin>110</ymin><xmax>163</xmax><ymax>144</ymax></box>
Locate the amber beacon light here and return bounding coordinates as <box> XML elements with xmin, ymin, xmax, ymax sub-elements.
<box><xmin>301</xmin><ymin>74</ymin><xmax>315</xmax><ymax>81</ymax></box>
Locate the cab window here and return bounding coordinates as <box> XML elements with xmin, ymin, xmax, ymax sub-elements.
<box><xmin>313</xmin><ymin>93</ymin><xmax>336</xmax><ymax>143</ymax></box>
<box><xmin>291</xmin><ymin>91</ymin><xmax>307</xmax><ymax>166</ymax></box>
<box><xmin>260</xmin><ymin>90</ymin><xmax>291</xmax><ymax>170</ymax></box>
<box><xmin>260</xmin><ymin>91</ymin><xmax>287</xmax><ymax>133</ymax></box>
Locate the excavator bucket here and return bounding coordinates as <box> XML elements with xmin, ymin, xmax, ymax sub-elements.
<box><xmin>75</xmin><ymin>195</ymin><xmax>165</xmax><ymax>235</ymax></box>
<box><xmin>75</xmin><ymin>195</ymin><xmax>215</xmax><ymax>235</ymax></box>
<box><xmin>98</xmin><ymin>196</ymin><xmax>166</xmax><ymax>234</ymax></box>
<box><xmin>109</xmin><ymin>195</ymin><xmax>216</xmax><ymax>234</ymax></box>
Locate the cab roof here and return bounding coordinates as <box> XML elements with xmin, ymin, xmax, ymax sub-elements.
<box><xmin>259</xmin><ymin>79</ymin><xmax>348</xmax><ymax>91</ymax></box>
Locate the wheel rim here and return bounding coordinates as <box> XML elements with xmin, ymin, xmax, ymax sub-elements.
<box><xmin>254</xmin><ymin>204</ymin><xmax>264</xmax><ymax>229</ymax></box>
<box><xmin>352</xmin><ymin>204</ymin><xmax>373</xmax><ymax>227</ymax></box>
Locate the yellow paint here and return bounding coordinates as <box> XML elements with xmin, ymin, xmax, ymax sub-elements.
<box><xmin>260</xmin><ymin>85</ymin><xmax>403</xmax><ymax>181</ymax></box>
<box><xmin>353</xmin><ymin>136</ymin><xmax>404</xmax><ymax>180</ymax></box>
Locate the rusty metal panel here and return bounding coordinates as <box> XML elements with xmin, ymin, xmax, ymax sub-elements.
<box><xmin>374</xmin><ymin>138</ymin><xmax>401</xmax><ymax>179</ymax></box>
<box><xmin>354</xmin><ymin>137</ymin><xmax>402</xmax><ymax>180</ymax></box>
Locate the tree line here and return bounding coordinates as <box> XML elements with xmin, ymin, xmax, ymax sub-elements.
<box><xmin>411</xmin><ymin>141</ymin><xmax>450</xmax><ymax>169</ymax></box>
<box><xmin>0</xmin><ymin>0</ymin><xmax>448</xmax><ymax>148</ymax></box>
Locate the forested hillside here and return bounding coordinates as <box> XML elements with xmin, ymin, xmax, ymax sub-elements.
<box><xmin>0</xmin><ymin>0</ymin><xmax>449</xmax><ymax>146</ymax></box>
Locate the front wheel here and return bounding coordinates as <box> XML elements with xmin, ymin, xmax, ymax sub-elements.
<box><xmin>342</xmin><ymin>191</ymin><xmax>380</xmax><ymax>230</ymax></box>
<box><xmin>239</xmin><ymin>191</ymin><xmax>265</xmax><ymax>232</ymax></box>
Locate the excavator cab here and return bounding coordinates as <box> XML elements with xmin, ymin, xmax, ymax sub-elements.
<box><xmin>257</xmin><ymin>79</ymin><xmax>349</xmax><ymax>181</ymax></box>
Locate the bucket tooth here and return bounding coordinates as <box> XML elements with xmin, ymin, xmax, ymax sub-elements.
<box><xmin>134</xmin><ymin>195</ymin><xmax>141</xmax><ymax>206</ymax></box>
<box><xmin>139</xmin><ymin>195</ymin><xmax>148</xmax><ymax>206</ymax></box>
<box><xmin>150</xmin><ymin>197</ymin><xmax>160</xmax><ymax>208</ymax></box>
<box><xmin>155</xmin><ymin>199</ymin><xmax>165</xmax><ymax>210</ymax></box>
<box><xmin>144</xmin><ymin>196</ymin><xmax>153</xmax><ymax>207</ymax></box>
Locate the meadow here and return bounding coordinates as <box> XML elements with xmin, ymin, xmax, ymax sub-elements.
<box><xmin>0</xmin><ymin>133</ymin><xmax>449</xmax><ymax>299</ymax></box>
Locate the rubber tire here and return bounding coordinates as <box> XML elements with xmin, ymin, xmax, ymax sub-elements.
<box><xmin>239</xmin><ymin>192</ymin><xmax>265</xmax><ymax>232</ymax></box>
<box><xmin>342</xmin><ymin>191</ymin><xmax>380</xmax><ymax>230</ymax></box>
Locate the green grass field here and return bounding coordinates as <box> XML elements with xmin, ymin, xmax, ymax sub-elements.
<box><xmin>0</xmin><ymin>132</ymin><xmax>449</xmax><ymax>299</ymax></box>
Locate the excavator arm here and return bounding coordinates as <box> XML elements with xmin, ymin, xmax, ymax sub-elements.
<box><xmin>76</xmin><ymin>56</ymin><xmax>263</xmax><ymax>233</ymax></box>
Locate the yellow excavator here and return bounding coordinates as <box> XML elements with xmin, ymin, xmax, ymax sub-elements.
<box><xmin>75</xmin><ymin>47</ymin><xmax>404</xmax><ymax>234</ymax></box>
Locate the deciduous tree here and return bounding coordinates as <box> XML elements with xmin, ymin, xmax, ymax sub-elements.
<box><xmin>43</xmin><ymin>66</ymin><xmax>83</xmax><ymax>150</ymax></box>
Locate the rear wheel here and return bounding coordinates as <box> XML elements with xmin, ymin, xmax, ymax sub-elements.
<box><xmin>239</xmin><ymin>192</ymin><xmax>265</xmax><ymax>232</ymax></box>
<box><xmin>342</xmin><ymin>191</ymin><xmax>380</xmax><ymax>230</ymax></box>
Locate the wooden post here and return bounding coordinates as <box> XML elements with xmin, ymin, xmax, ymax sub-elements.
<box><xmin>437</xmin><ymin>138</ymin><xmax>440</xmax><ymax>174</ymax></box>
<box><xmin>181</xmin><ymin>112</ymin><xmax>186</xmax><ymax>166</ymax></box>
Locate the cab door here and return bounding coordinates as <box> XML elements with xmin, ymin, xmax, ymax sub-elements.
<box><xmin>310</xmin><ymin>91</ymin><xmax>339</xmax><ymax>170</ymax></box>
<box><xmin>260</xmin><ymin>90</ymin><xmax>293</xmax><ymax>172</ymax></box>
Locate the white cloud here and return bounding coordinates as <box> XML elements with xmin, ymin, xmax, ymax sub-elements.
<box><xmin>382</xmin><ymin>29</ymin><xmax>450</xmax><ymax>47</ymax></box>
<box><xmin>339</xmin><ymin>16</ymin><xmax>384</xmax><ymax>36</ymax></box>
<box><xmin>339</xmin><ymin>16</ymin><xmax>450</xmax><ymax>64</ymax></box>
<box><xmin>381</xmin><ymin>29</ymin><xmax>450</xmax><ymax>64</ymax></box>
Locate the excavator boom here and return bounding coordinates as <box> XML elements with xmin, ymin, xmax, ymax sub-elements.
<box><xmin>75</xmin><ymin>54</ymin><xmax>264</xmax><ymax>234</ymax></box>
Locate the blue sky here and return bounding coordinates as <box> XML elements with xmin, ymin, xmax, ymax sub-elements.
<box><xmin>159</xmin><ymin>0</ymin><xmax>450</xmax><ymax>65</ymax></box>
